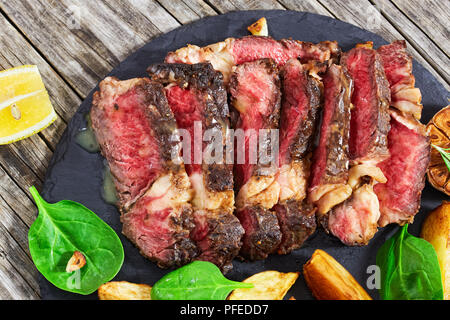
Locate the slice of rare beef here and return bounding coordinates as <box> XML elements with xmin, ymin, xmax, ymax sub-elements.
<box><xmin>377</xmin><ymin>40</ymin><xmax>422</xmax><ymax>119</ymax></box>
<box><xmin>374</xmin><ymin>109</ymin><xmax>430</xmax><ymax>227</ymax></box>
<box><xmin>165</xmin><ymin>36</ymin><xmax>340</xmax><ymax>83</ymax></box>
<box><xmin>230</xmin><ymin>58</ymin><xmax>282</xmax><ymax>260</ymax></box>
<box><xmin>341</xmin><ymin>44</ymin><xmax>391</xmax><ymax>165</ymax></box>
<box><xmin>273</xmin><ymin>59</ymin><xmax>323</xmax><ymax>254</ymax></box>
<box><xmin>147</xmin><ymin>63</ymin><xmax>244</xmax><ymax>272</ymax></box>
<box><xmin>91</xmin><ymin>77</ymin><xmax>197</xmax><ymax>268</ymax></box>
<box><xmin>308</xmin><ymin>64</ymin><xmax>353</xmax><ymax>223</ymax></box>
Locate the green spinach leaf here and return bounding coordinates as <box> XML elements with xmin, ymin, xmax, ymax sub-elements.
<box><xmin>151</xmin><ymin>261</ymin><xmax>253</xmax><ymax>300</ymax></box>
<box><xmin>376</xmin><ymin>224</ymin><xmax>443</xmax><ymax>300</ymax></box>
<box><xmin>28</xmin><ymin>186</ymin><xmax>124</xmax><ymax>295</ymax></box>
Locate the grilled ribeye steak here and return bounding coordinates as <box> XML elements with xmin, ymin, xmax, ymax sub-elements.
<box><xmin>374</xmin><ymin>110</ymin><xmax>430</xmax><ymax>227</ymax></box>
<box><xmin>148</xmin><ymin>63</ymin><xmax>244</xmax><ymax>272</ymax></box>
<box><xmin>274</xmin><ymin>59</ymin><xmax>322</xmax><ymax>254</ymax></box>
<box><xmin>309</xmin><ymin>64</ymin><xmax>353</xmax><ymax>219</ymax></box>
<box><xmin>230</xmin><ymin>59</ymin><xmax>282</xmax><ymax>260</ymax></box>
<box><xmin>91</xmin><ymin>77</ymin><xmax>197</xmax><ymax>268</ymax></box>
<box><xmin>341</xmin><ymin>44</ymin><xmax>391</xmax><ymax>165</ymax></box>
<box><xmin>166</xmin><ymin>36</ymin><xmax>340</xmax><ymax>83</ymax></box>
<box><xmin>378</xmin><ymin>40</ymin><xmax>422</xmax><ymax>120</ymax></box>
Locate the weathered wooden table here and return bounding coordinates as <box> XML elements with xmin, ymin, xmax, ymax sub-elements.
<box><xmin>0</xmin><ymin>0</ymin><xmax>448</xmax><ymax>300</ymax></box>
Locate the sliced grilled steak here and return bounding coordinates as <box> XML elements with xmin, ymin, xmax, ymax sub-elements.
<box><xmin>90</xmin><ymin>78</ymin><xmax>170</xmax><ymax>212</ymax></box>
<box><xmin>91</xmin><ymin>77</ymin><xmax>197</xmax><ymax>268</ymax></box>
<box><xmin>273</xmin><ymin>200</ymin><xmax>316</xmax><ymax>254</ymax></box>
<box><xmin>230</xmin><ymin>58</ymin><xmax>282</xmax><ymax>260</ymax></box>
<box><xmin>274</xmin><ymin>59</ymin><xmax>322</xmax><ymax>254</ymax></box>
<box><xmin>148</xmin><ymin>63</ymin><xmax>243</xmax><ymax>272</ymax></box>
<box><xmin>166</xmin><ymin>36</ymin><xmax>340</xmax><ymax>83</ymax></box>
<box><xmin>341</xmin><ymin>45</ymin><xmax>391</xmax><ymax>165</ymax></box>
<box><xmin>309</xmin><ymin>64</ymin><xmax>353</xmax><ymax>222</ymax></box>
<box><xmin>378</xmin><ymin>40</ymin><xmax>422</xmax><ymax>119</ymax></box>
<box><xmin>374</xmin><ymin>109</ymin><xmax>430</xmax><ymax>227</ymax></box>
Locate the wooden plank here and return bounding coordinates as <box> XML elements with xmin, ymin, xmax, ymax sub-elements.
<box><xmin>0</xmin><ymin>258</ymin><xmax>39</xmax><ymax>300</ymax></box>
<box><xmin>206</xmin><ymin>0</ymin><xmax>284</xmax><ymax>12</ymax></box>
<box><xmin>371</xmin><ymin>0</ymin><xmax>450</xmax><ymax>82</ymax></box>
<box><xmin>0</xmin><ymin>0</ymin><xmax>110</xmax><ymax>97</ymax></box>
<box><xmin>278</xmin><ymin>0</ymin><xmax>332</xmax><ymax>16</ymax></box>
<box><xmin>318</xmin><ymin>0</ymin><xmax>449</xmax><ymax>90</ymax></box>
<box><xmin>0</xmin><ymin>164</ymin><xmax>38</xmax><ymax>228</ymax></box>
<box><xmin>392</xmin><ymin>0</ymin><xmax>450</xmax><ymax>56</ymax></box>
<box><xmin>0</xmin><ymin>211</ymin><xmax>40</xmax><ymax>298</ymax></box>
<box><xmin>0</xmin><ymin>13</ymin><xmax>81</xmax><ymax>120</ymax></box>
<box><xmin>157</xmin><ymin>0</ymin><xmax>216</xmax><ymax>24</ymax></box>
<box><xmin>0</xmin><ymin>0</ymin><xmax>180</xmax><ymax>98</ymax></box>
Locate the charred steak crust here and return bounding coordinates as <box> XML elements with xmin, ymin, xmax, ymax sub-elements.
<box><xmin>279</xmin><ymin>60</ymin><xmax>322</xmax><ymax>163</ymax></box>
<box><xmin>205</xmin><ymin>165</ymin><xmax>234</xmax><ymax>192</ymax></box>
<box><xmin>235</xmin><ymin>206</ymin><xmax>282</xmax><ymax>260</ymax></box>
<box><xmin>191</xmin><ymin>210</ymin><xmax>244</xmax><ymax>274</ymax></box>
<box><xmin>121</xmin><ymin>204</ymin><xmax>197</xmax><ymax>268</ymax></box>
<box><xmin>322</xmin><ymin>66</ymin><xmax>352</xmax><ymax>183</ymax></box>
<box><xmin>148</xmin><ymin>62</ymin><xmax>233</xmax><ymax>192</ymax></box>
<box><xmin>148</xmin><ymin>62</ymin><xmax>242</xmax><ymax>271</ymax></box>
<box><xmin>310</xmin><ymin>64</ymin><xmax>352</xmax><ymax>189</ymax></box>
<box><xmin>139</xmin><ymin>81</ymin><xmax>183</xmax><ymax>171</ymax></box>
<box><xmin>274</xmin><ymin>200</ymin><xmax>316</xmax><ymax>254</ymax></box>
<box><xmin>341</xmin><ymin>47</ymin><xmax>391</xmax><ymax>164</ymax></box>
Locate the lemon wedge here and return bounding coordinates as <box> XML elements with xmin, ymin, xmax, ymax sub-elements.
<box><xmin>0</xmin><ymin>65</ymin><xmax>56</xmax><ymax>145</ymax></box>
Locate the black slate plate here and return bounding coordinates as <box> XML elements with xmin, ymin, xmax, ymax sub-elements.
<box><xmin>40</xmin><ymin>10</ymin><xmax>449</xmax><ymax>300</ymax></box>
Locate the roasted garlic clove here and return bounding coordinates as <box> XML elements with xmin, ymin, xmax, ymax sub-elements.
<box><xmin>426</xmin><ymin>105</ymin><xmax>450</xmax><ymax>196</ymax></box>
<box><xmin>247</xmin><ymin>17</ymin><xmax>268</xmax><ymax>37</ymax></box>
<box><xmin>347</xmin><ymin>164</ymin><xmax>387</xmax><ymax>190</ymax></box>
<box><xmin>316</xmin><ymin>184</ymin><xmax>352</xmax><ymax>215</ymax></box>
<box><xmin>66</xmin><ymin>251</ymin><xmax>86</xmax><ymax>273</ymax></box>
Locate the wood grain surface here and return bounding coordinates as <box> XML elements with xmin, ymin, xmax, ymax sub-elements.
<box><xmin>0</xmin><ymin>0</ymin><xmax>448</xmax><ymax>299</ymax></box>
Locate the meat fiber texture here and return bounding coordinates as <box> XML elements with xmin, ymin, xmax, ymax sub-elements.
<box><xmin>378</xmin><ymin>40</ymin><xmax>423</xmax><ymax>120</ymax></box>
<box><xmin>230</xmin><ymin>58</ymin><xmax>283</xmax><ymax>260</ymax></box>
<box><xmin>91</xmin><ymin>77</ymin><xmax>197</xmax><ymax>268</ymax></box>
<box><xmin>147</xmin><ymin>62</ymin><xmax>244</xmax><ymax>272</ymax></box>
<box><xmin>165</xmin><ymin>36</ymin><xmax>340</xmax><ymax>83</ymax></box>
<box><xmin>308</xmin><ymin>64</ymin><xmax>353</xmax><ymax>217</ymax></box>
<box><xmin>273</xmin><ymin>59</ymin><xmax>322</xmax><ymax>254</ymax></box>
<box><xmin>341</xmin><ymin>45</ymin><xmax>391</xmax><ymax>166</ymax></box>
<box><xmin>374</xmin><ymin>110</ymin><xmax>430</xmax><ymax>227</ymax></box>
<box><xmin>373</xmin><ymin>41</ymin><xmax>428</xmax><ymax>227</ymax></box>
<box><xmin>327</xmin><ymin>45</ymin><xmax>391</xmax><ymax>246</ymax></box>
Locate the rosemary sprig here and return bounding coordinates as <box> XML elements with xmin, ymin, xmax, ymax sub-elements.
<box><xmin>431</xmin><ymin>144</ymin><xmax>450</xmax><ymax>172</ymax></box>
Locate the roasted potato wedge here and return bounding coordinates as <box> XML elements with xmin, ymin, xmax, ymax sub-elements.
<box><xmin>421</xmin><ymin>201</ymin><xmax>450</xmax><ymax>300</ymax></box>
<box><xmin>303</xmin><ymin>249</ymin><xmax>372</xmax><ymax>300</ymax></box>
<box><xmin>98</xmin><ymin>281</ymin><xmax>152</xmax><ymax>300</ymax></box>
<box><xmin>228</xmin><ymin>271</ymin><xmax>299</xmax><ymax>300</ymax></box>
<box><xmin>247</xmin><ymin>17</ymin><xmax>268</xmax><ymax>36</ymax></box>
